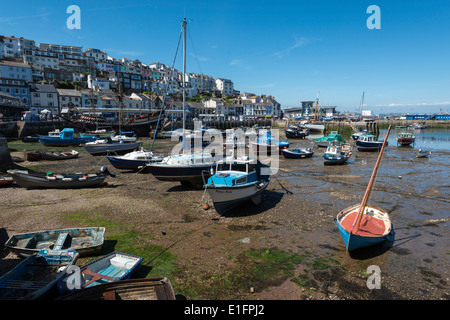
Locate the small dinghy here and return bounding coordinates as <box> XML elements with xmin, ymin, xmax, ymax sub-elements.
<box><xmin>335</xmin><ymin>126</ymin><xmax>394</xmax><ymax>251</ymax></box>
<box><xmin>0</xmin><ymin>249</ymin><xmax>78</xmax><ymax>300</ymax></box>
<box><xmin>5</xmin><ymin>227</ymin><xmax>105</xmax><ymax>258</ymax></box>
<box><xmin>0</xmin><ymin>174</ymin><xmax>14</xmax><ymax>187</ymax></box>
<box><xmin>416</xmin><ymin>149</ymin><xmax>431</xmax><ymax>158</ymax></box>
<box><xmin>7</xmin><ymin>166</ymin><xmax>115</xmax><ymax>189</ymax></box>
<box><xmin>24</xmin><ymin>150</ymin><xmax>79</xmax><ymax>161</ymax></box>
<box><xmin>57</xmin><ymin>251</ymin><xmax>143</xmax><ymax>294</ymax></box>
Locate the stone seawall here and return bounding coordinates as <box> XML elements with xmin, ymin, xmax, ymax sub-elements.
<box><xmin>0</xmin><ymin>120</ymin><xmax>67</xmax><ymax>138</ymax></box>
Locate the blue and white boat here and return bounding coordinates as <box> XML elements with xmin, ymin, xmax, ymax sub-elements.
<box><xmin>58</xmin><ymin>251</ymin><xmax>143</xmax><ymax>294</ymax></box>
<box><xmin>356</xmin><ymin>133</ymin><xmax>386</xmax><ymax>151</ymax></box>
<box><xmin>281</xmin><ymin>148</ymin><xmax>314</xmax><ymax>159</ymax></box>
<box><xmin>38</xmin><ymin>128</ymin><xmax>95</xmax><ymax>147</ymax></box>
<box><xmin>323</xmin><ymin>145</ymin><xmax>350</xmax><ymax>165</ymax></box>
<box><xmin>204</xmin><ymin>156</ymin><xmax>270</xmax><ymax>214</ymax></box>
<box><xmin>0</xmin><ymin>249</ymin><xmax>78</xmax><ymax>300</ymax></box>
<box><xmin>106</xmin><ymin>148</ymin><xmax>164</xmax><ymax>171</ymax></box>
<box><xmin>80</xmin><ymin>129</ymin><xmax>115</xmax><ymax>139</ymax></box>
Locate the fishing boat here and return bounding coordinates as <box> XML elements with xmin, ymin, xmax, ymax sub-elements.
<box><xmin>0</xmin><ymin>249</ymin><xmax>78</xmax><ymax>300</ymax></box>
<box><xmin>396</xmin><ymin>132</ymin><xmax>415</xmax><ymax>146</ymax></box>
<box><xmin>323</xmin><ymin>144</ymin><xmax>350</xmax><ymax>165</ymax></box>
<box><xmin>57</xmin><ymin>251</ymin><xmax>143</xmax><ymax>295</ymax></box>
<box><xmin>83</xmin><ymin>139</ymin><xmax>140</xmax><ymax>156</ymax></box>
<box><xmin>58</xmin><ymin>277</ymin><xmax>176</xmax><ymax>300</ymax></box>
<box><xmin>356</xmin><ymin>132</ymin><xmax>386</xmax><ymax>151</ymax></box>
<box><xmin>106</xmin><ymin>148</ymin><xmax>164</xmax><ymax>171</ymax></box>
<box><xmin>203</xmin><ymin>156</ymin><xmax>270</xmax><ymax>214</ymax></box>
<box><xmin>144</xmin><ymin>152</ymin><xmax>217</xmax><ymax>188</ymax></box>
<box><xmin>281</xmin><ymin>147</ymin><xmax>314</xmax><ymax>159</ymax></box>
<box><xmin>38</xmin><ymin>128</ymin><xmax>95</xmax><ymax>147</ymax></box>
<box><xmin>7</xmin><ymin>166</ymin><xmax>114</xmax><ymax>189</ymax></box>
<box><xmin>250</xmin><ymin>131</ymin><xmax>290</xmax><ymax>155</ymax></box>
<box><xmin>24</xmin><ymin>150</ymin><xmax>79</xmax><ymax>161</ymax></box>
<box><xmin>416</xmin><ymin>149</ymin><xmax>431</xmax><ymax>158</ymax></box>
<box><xmin>335</xmin><ymin>126</ymin><xmax>393</xmax><ymax>251</ymax></box>
<box><xmin>351</xmin><ymin>129</ymin><xmax>370</xmax><ymax>141</ymax></box>
<box><xmin>5</xmin><ymin>227</ymin><xmax>105</xmax><ymax>258</ymax></box>
<box><xmin>0</xmin><ymin>174</ymin><xmax>14</xmax><ymax>187</ymax></box>
<box><xmin>315</xmin><ymin>131</ymin><xmax>346</xmax><ymax>147</ymax></box>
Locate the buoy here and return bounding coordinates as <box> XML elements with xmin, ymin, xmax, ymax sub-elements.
<box><xmin>202</xmin><ymin>203</ymin><xmax>210</xmax><ymax>210</ymax></box>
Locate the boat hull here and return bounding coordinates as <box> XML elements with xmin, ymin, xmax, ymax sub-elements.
<box><xmin>206</xmin><ymin>179</ymin><xmax>270</xmax><ymax>214</ymax></box>
<box><xmin>38</xmin><ymin>136</ymin><xmax>94</xmax><ymax>147</ymax></box>
<box><xmin>146</xmin><ymin>163</ymin><xmax>213</xmax><ymax>185</ymax></box>
<box><xmin>84</xmin><ymin>142</ymin><xmax>140</xmax><ymax>156</ymax></box>
<box><xmin>356</xmin><ymin>140</ymin><xmax>385</xmax><ymax>151</ymax></box>
<box><xmin>396</xmin><ymin>138</ymin><xmax>415</xmax><ymax>146</ymax></box>
<box><xmin>282</xmin><ymin>149</ymin><xmax>314</xmax><ymax>159</ymax></box>
<box><xmin>335</xmin><ymin>204</ymin><xmax>393</xmax><ymax>251</ymax></box>
<box><xmin>323</xmin><ymin>155</ymin><xmax>348</xmax><ymax>165</ymax></box>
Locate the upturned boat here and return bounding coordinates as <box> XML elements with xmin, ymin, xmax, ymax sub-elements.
<box><xmin>7</xmin><ymin>166</ymin><xmax>114</xmax><ymax>189</ymax></box>
<box><xmin>0</xmin><ymin>249</ymin><xmax>78</xmax><ymax>300</ymax></box>
<box><xmin>335</xmin><ymin>126</ymin><xmax>393</xmax><ymax>251</ymax></box>
<box><xmin>204</xmin><ymin>156</ymin><xmax>270</xmax><ymax>214</ymax></box>
<box><xmin>5</xmin><ymin>227</ymin><xmax>105</xmax><ymax>258</ymax></box>
<box><xmin>315</xmin><ymin>131</ymin><xmax>345</xmax><ymax>147</ymax></box>
<box><xmin>57</xmin><ymin>251</ymin><xmax>143</xmax><ymax>294</ymax></box>
<box><xmin>281</xmin><ymin>147</ymin><xmax>314</xmax><ymax>159</ymax></box>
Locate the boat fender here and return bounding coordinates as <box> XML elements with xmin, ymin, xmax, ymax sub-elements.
<box><xmin>62</xmin><ymin>178</ymin><xmax>73</xmax><ymax>181</ymax></box>
<box><xmin>47</xmin><ymin>176</ymin><xmax>56</xmax><ymax>180</ymax></box>
<box><xmin>79</xmin><ymin>177</ymin><xmax>87</xmax><ymax>181</ymax></box>
<box><xmin>202</xmin><ymin>203</ymin><xmax>210</xmax><ymax>210</ymax></box>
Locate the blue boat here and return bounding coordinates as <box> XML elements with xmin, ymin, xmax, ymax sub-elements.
<box><xmin>282</xmin><ymin>148</ymin><xmax>314</xmax><ymax>159</ymax></box>
<box><xmin>250</xmin><ymin>131</ymin><xmax>290</xmax><ymax>155</ymax></box>
<box><xmin>204</xmin><ymin>156</ymin><xmax>270</xmax><ymax>214</ymax></box>
<box><xmin>38</xmin><ymin>128</ymin><xmax>95</xmax><ymax>147</ymax></box>
<box><xmin>58</xmin><ymin>251</ymin><xmax>143</xmax><ymax>294</ymax></box>
<box><xmin>323</xmin><ymin>145</ymin><xmax>350</xmax><ymax>165</ymax></box>
<box><xmin>0</xmin><ymin>249</ymin><xmax>78</xmax><ymax>300</ymax></box>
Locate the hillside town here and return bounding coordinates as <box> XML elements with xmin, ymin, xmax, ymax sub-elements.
<box><xmin>0</xmin><ymin>35</ymin><xmax>283</xmax><ymax>122</ymax></box>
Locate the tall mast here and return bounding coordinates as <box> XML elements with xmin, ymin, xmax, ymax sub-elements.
<box><xmin>182</xmin><ymin>18</ymin><xmax>186</xmax><ymax>139</ymax></box>
<box><xmin>314</xmin><ymin>91</ymin><xmax>319</xmax><ymax>121</ymax></box>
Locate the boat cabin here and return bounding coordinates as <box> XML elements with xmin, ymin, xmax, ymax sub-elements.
<box><xmin>209</xmin><ymin>157</ymin><xmax>259</xmax><ymax>186</ymax></box>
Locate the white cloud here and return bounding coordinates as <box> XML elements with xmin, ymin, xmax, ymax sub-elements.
<box><xmin>273</xmin><ymin>36</ymin><xmax>320</xmax><ymax>58</ymax></box>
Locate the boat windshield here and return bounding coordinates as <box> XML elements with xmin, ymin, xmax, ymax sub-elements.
<box><xmin>216</xmin><ymin>163</ymin><xmax>248</xmax><ymax>173</ymax></box>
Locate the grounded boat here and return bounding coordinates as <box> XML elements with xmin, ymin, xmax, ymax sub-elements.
<box><xmin>0</xmin><ymin>249</ymin><xmax>78</xmax><ymax>300</ymax></box>
<box><xmin>335</xmin><ymin>126</ymin><xmax>393</xmax><ymax>251</ymax></box>
<box><xmin>351</xmin><ymin>130</ymin><xmax>370</xmax><ymax>141</ymax></box>
<box><xmin>21</xmin><ymin>136</ymin><xmax>39</xmax><ymax>143</ymax></box>
<box><xmin>281</xmin><ymin>148</ymin><xmax>314</xmax><ymax>159</ymax></box>
<box><xmin>396</xmin><ymin>132</ymin><xmax>415</xmax><ymax>146</ymax></box>
<box><xmin>106</xmin><ymin>148</ymin><xmax>164</xmax><ymax>171</ymax></box>
<box><xmin>24</xmin><ymin>150</ymin><xmax>79</xmax><ymax>161</ymax></box>
<box><xmin>416</xmin><ymin>149</ymin><xmax>431</xmax><ymax>158</ymax></box>
<box><xmin>285</xmin><ymin>125</ymin><xmax>308</xmax><ymax>139</ymax></box>
<box><xmin>5</xmin><ymin>227</ymin><xmax>105</xmax><ymax>258</ymax></box>
<box><xmin>251</xmin><ymin>131</ymin><xmax>290</xmax><ymax>156</ymax></box>
<box><xmin>144</xmin><ymin>152</ymin><xmax>218</xmax><ymax>188</ymax></box>
<box><xmin>7</xmin><ymin>166</ymin><xmax>114</xmax><ymax>189</ymax></box>
<box><xmin>0</xmin><ymin>174</ymin><xmax>14</xmax><ymax>187</ymax></box>
<box><xmin>315</xmin><ymin>131</ymin><xmax>345</xmax><ymax>147</ymax></box>
<box><xmin>109</xmin><ymin>135</ymin><xmax>137</xmax><ymax>143</ymax></box>
<box><xmin>38</xmin><ymin>128</ymin><xmax>94</xmax><ymax>147</ymax></box>
<box><xmin>83</xmin><ymin>139</ymin><xmax>140</xmax><ymax>156</ymax></box>
<box><xmin>323</xmin><ymin>144</ymin><xmax>350</xmax><ymax>165</ymax></box>
<box><xmin>57</xmin><ymin>251</ymin><xmax>143</xmax><ymax>295</ymax></box>
<box><xmin>80</xmin><ymin>129</ymin><xmax>115</xmax><ymax>139</ymax></box>
<box><xmin>356</xmin><ymin>132</ymin><xmax>386</xmax><ymax>151</ymax></box>
<box><xmin>58</xmin><ymin>277</ymin><xmax>176</xmax><ymax>300</ymax></box>
<box><xmin>204</xmin><ymin>156</ymin><xmax>270</xmax><ymax>214</ymax></box>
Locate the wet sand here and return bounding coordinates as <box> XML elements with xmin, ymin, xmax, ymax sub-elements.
<box><xmin>0</xmin><ymin>135</ymin><xmax>448</xmax><ymax>300</ymax></box>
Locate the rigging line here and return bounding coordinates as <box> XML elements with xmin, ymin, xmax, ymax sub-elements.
<box><xmin>187</xmin><ymin>27</ymin><xmax>203</xmax><ymax>76</ymax></box>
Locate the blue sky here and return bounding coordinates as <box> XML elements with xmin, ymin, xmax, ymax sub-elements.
<box><xmin>1</xmin><ymin>0</ymin><xmax>449</xmax><ymax>114</ymax></box>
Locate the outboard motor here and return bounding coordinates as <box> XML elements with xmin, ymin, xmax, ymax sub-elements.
<box><xmin>100</xmin><ymin>166</ymin><xmax>115</xmax><ymax>177</ymax></box>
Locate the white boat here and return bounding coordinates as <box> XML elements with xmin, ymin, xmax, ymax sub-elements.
<box><xmin>109</xmin><ymin>135</ymin><xmax>137</xmax><ymax>143</ymax></box>
<box><xmin>204</xmin><ymin>156</ymin><xmax>270</xmax><ymax>214</ymax></box>
<box><xmin>83</xmin><ymin>139</ymin><xmax>140</xmax><ymax>156</ymax></box>
<box><xmin>106</xmin><ymin>148</ymin><xmax>164</xmax><ymax>170</ymax></box>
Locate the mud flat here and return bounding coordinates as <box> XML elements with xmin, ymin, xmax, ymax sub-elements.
<box><xmin>0</xmin><ymin>136</ymin><xmax>448</xmax><ymax>300</ymax></box>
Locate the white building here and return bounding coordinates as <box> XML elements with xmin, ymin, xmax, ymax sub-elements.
<box><xmin>0</xmin><ymin>60</ymin><xmax>33</xmax><ymax>82</ymax></box>
<box><xmin>215</xmin><ymin>78</ymin><xmax>234</xmax><ymax>96</ymax></box>
<box><xmin>0</xmin><ymin>36</ymin><xmax>35</xmax><ymax>58</ymax></box>
<box><xmin>85</xmin><ymin>48</ymin><xmax>108</xmax><ymax>63</ymax></box>
<box><xmin>57</xmin><ymin>88</ymin><xmax>82</xmax><ymax>110</ymax></box>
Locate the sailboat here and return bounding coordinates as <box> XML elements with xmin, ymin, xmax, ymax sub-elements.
<box><xmin>335</xmin><ymin>125</ymin><xmax>394</xmax><ymax>251</ymax></box>
<box><xmin>144</xmin><ymin>18</ymin><xmax>219</xmax><ymax>188</ymax></box>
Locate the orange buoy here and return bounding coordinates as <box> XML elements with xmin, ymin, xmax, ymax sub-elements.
<box><xmin>202</xmin><ymin>203</ymin><xmax>210</xmax><ymax>210</ymax></box>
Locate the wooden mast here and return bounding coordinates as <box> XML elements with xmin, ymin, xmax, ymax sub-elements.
<box><xmin>352</xmin><ymin>125</ymin><xmax>391</xmax><ymax>232</ymax></box>
<box><xmin>314</xmin><ymin>91</ymin><xmax>319</xmax><ymax>121</ymax></box>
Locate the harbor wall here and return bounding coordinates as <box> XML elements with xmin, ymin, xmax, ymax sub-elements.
<box><xmin>0</xmin><ymin>120</ymin><xmax>67</xmax><ymax>138</ymax></box>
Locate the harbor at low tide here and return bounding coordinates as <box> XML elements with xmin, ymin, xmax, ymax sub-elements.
<box><xmin>0</xmin><ymin>126</ymin><xmax>448</xmax><ymax>300</ymax></box>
